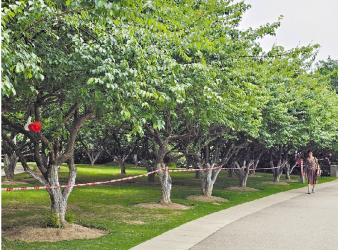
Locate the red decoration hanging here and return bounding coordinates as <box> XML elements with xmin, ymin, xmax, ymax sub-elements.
<box><xmin>28</xmin><ymin>121</ymin><xmax>42</xmax><ymax>132</ymax></box>
<box><xmin>24</xmin><ymin>117</ymin><xmax>42</xmax><ymax>132</ymax></box>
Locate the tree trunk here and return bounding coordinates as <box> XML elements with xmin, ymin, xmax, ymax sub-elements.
<box><xmin>115</xmin><ymin>157</ymin><xmax>126</xmax><ymax>174</ymax></box>
<box><xmin>134</xmin><ymin>154</ymin><xmax>138</xmax><ymax>167</ymax></box>
<box><xmin>228</xmin><ymin>168</ymin><xmax>233</xmax><ymax>178</ymax></box>
<box><xmin>239</xmin><ymin>175</ymin><xmax>247</xmax><ymax>187</ymax></box>
<box><xmin>233</xmin><ymin>162</ymin><xmax>250</xmax><ymax>188</ymax></box>
<box><xmin>148</xmin><ymin>172</ymin><xmax>155</xmax><ymax>182</ymax></box>
<box><xmin>300</xmin><ymin>160</ymin><xmax>305</xmax><ymax>183</ymax></box>
<box><xmin>120</xmin><ymin>162</ymin><xmax>126</xmax><ymax>174</ymax></box>
<box><xmin>87</xmin><ymin>151</ymin><xmax>102</xmax><ymax>167</ymax></box>
<box><xmin>289</xmin><ymin>161</ymin><xmax>299</xmax><ymax>175</ymax></box>
<box><xmin>273</xmin><ymin>172</ymin><xmax>280</xmax><ymax>182</ymax></box>
<box><xmin>4</xmin><ymin>153</ymin><xmax>18</xmax><ymax>182</ymax></box>
<box><xmin>46</xmin><ymin>160</ymin><xmax>77</xmax><ymax>228</ymax></box>
<box><xmin>195</xmin><ymin>168</ymin><xmax>200</xmax><ymax>179</ymax></box>
<box><xmin>186</xmin><ymin>156</ymin><xmax>194</xmax><ymax>169</ymax></box>
<box><xmin>144</xmin><ymin>159</ymin><xmax>155</xmax><ymax>182</ymax></box>
<box><xmin>201</xmin><ymin>164</ymin><xmax>222</xmax><ymax>197</ymax></box>
<box><xmin>201</xmin><ymin>170</ymin><xmax>213</xmax><ymax>197</ymax></box>
<box><xmin>47</xmin><ymin>165</ymin><xmax>69</xmax><ymax>228</ymax></box>
<box><xmin>285</xmin><ymin>163</ymin><xmax>291</xmax><ymax>180</ymax></box>
<box><xmin>250</xmin><ymin>159</ymin><xmax>259</xmax><ymax>175</ymax></box>
<box><xmin>157</xmin><ymin>163</ymin><xmax>172</xmax><ymax>205</ymax></box>
<box><xmin>187</xmin><ymin>157</ymin><xmax>200</xmax><ymax>178</ymax></box>
<box><xmin>272</xmin><ymin>168</ymin><xmax>282</xmax><ymax>182</ymax></box>
<box><xmin>270</xmin><ymin>160</ymin><xmax>284</xmax><ymax>183</ymax></box>
<box><xmin>48</xmin><ymin>188</ymin><xmax>68</xmax><ymax>228</ymax></box>
<box><xmin>250</xmin><ymin>153</ymin><xmax>262</xmax><ymax>175</ymax></box>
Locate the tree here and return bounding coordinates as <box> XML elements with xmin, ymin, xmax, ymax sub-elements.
<box><xmin>127</xmin><ymin>0</ymin><xmax>281</xmax><ymax>203</ymax></box>
<box><xmin>230</xmin><ymin>138</ymin><xmax>265</xmax><ymax>187</ymax></box>
<box><xmin>1</xmin><ymin>0</ymin><xmax>149</xmax><ymax>227</ymax></box>
<box><xmin>76</xmin><ymin>120</ymin><xmax>107</xmax><ymax>167</ymax></box>
<box><xmin>257</xmin><ymin>44</ymin><xmax>338</xmax><ymax>182</ymax></box>
<box><xmin>316</xmin><ymin>56</ymin><xmax>338</xmax><ymax>92</ymax></box>
<box><xmin>1</xmin><ymin>132</ymin><xmax>29</xmax><ymax>182</ymax></box>
<box><xmin>104</xmin><ymin>121</ymin><xmax>142</xmax><ymax>174</ymax></box>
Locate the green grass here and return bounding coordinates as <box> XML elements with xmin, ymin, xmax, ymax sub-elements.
<box><xmin>2</xmin><ymin>164</ymin><xmax>336</xmax><ymax>250</ymax></box>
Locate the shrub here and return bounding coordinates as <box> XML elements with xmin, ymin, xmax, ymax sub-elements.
<box><xmin>44</xmin><ymin>210</ymin><xmax>76</xmax><ymax>228</ymax></box>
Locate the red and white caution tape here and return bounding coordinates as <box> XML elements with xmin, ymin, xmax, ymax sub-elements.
<box><xmin>169</xmin><ymin>166</ymin><xmax>281</xmax><ymax>172</ymax></box>
<box><xmin>1</xmin><ymin>165</ymin><xmax>283</xmax><ymax>192</ymax></box>
<box><xmin>168</xmin><ymin>166</ymin><xmax>222</xmax><ymax>172</ymax></box>
<box><xmin>2</xmin><ymin>169</ymin><xmax>161</xmax><ymax>192</ymax></box>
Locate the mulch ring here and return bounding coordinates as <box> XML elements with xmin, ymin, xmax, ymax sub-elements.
<box><xmin>226</xmin><ymin>186</ymin><xmax>259</xmax><ymax>191</ymax></box>
<box><xmin>2</xmin><ymin>224</ymin><xmax>109</xmax><ymax>242</ymax></box>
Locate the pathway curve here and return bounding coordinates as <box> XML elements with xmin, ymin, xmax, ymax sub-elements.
<box><xmin>131</xmin><ymin>179</ymin><xmax>338</xmax><ymax>250</ymax></box>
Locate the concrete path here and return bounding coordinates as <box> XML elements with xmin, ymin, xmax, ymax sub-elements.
<box><xmin>130</xmin><ymin>179</ymin><xmax>338</xmax><ymax>250</ymax></box>
<box><xmin>1</xmin><ymin>165</ymin><xmax>27</xmax><ymax>177</ymax></box>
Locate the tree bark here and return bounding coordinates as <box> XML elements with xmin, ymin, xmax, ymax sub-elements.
<box><xmin>195</xmin><ymin>167</ymin><xmax>200</xmax><ymax>179</ymax></box>
<box><xmin>285</xmin><ymin>163</ymin><xmax>291</xmax><ymax>180</ymax></box>
<box><xmin>157</xmin><ymin>163</ymin><xmax>172</xmax><ymax>205</ymax></box>
<box><xmin>148</xmin><ymin>172</ymin><xmax>155</xmax><ymax>182</ymax></box>
<box><xmin>186</xmin><ymin>156</ymin><xmax>200</xmax><ymax>178</ymax></box>
<box><xmin>201</xmin><ymin>163</ymin><xmax>222</xmax><ymax>197</ymax></box>
<box><xmin>143</xmin><ymin>159</ymin><xmax>155</xmax><ymax>182</ymax></box>
<box><xmin>114</xmin><ymin>156</ymin><xmax>127</xmax><ymax>174</ymax></box>
<box><xmin>269</xmin><ymin>146</ymin><xmax>291</xmax><ymax>182</ymax></box>
<box><xmin>270</xmin><ymin>159</ymin><xmax>286</xmax><ymax>183</ymax></box>
<box><xmin>186</xmin><ymin>156</ymin><xmax>192</xmax><ymax>169</ymax></box>
<box><xmin>239</xmin><ymin>175</ymin><xmax>247</xmax><ymax>187</ymax></box>
<box><xmin>47</xmin><ymin>165</ymin><xmax>69</xmax><ymax>227</ymax></box>
<box><xmin>272</xmin><ymin>166</ymin><xmax>283</xmax><ymax>182</ymax></box>
<box><xmin>249</xmin><ymin>158</ymin><xmax>261</xmax><ymax>175</ymax></box>
<box><xmin>86</xmin><ymin>150</ymin><xmax>102</xmax><ymax>167</ymax></box>
<box><xmin>233</xmin><ymin>161</ymin><xmax>251</xmax><ymax>187</ymax></box>
<box><xmin>46</xmin><ymin>158</ymin><xmax>77</xmax><ymax>228</ymax></box>
<box><xmin>134</xmin><ymin>154</ymin><xmax>138</xmax><ymax>167</ymax></box>
<box><xmin>273</xmin><ymin>171</ymin><xmax>281</xmax><ymax>182</ymax></box>
<box><xmin>3</xmin><ymin>153</ymin><xmax>18</xmax><ymax>182</ymax></box>
<box><xmin>228</xmin><ymin>168</ymin><xmax>233</xmax><ymax>178</ymax></box>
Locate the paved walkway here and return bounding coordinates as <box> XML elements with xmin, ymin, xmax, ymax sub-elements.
<box><xmin>1</xmin><ymin>165</ymin><xmax>27</xmax><ymax>177</ymax></box>
<box><xmin>130</xmin><ymin>179</ymin><xmax>338</xmax><ymax>250</ymax></box>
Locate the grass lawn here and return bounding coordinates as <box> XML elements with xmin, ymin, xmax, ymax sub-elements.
<box><xmin>1</xmin><ymin>163</ymin><xmax>336</xmax><ymax>250</ymax></box>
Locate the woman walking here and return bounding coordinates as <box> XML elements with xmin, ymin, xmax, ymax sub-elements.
<box><xmin>303</xmin><ymin>151</ymin><xmax>320</xmax><ymax>194</ymax></box>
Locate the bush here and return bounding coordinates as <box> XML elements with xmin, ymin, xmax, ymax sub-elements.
<box><xmin>65</xmin><ymin>212</ymin><xmax>76</xmax><ymax>224</ymax></box>
<box><xmin>44</xmin><ymin>210</ymin><xmax>76</xmax><ymax>228</ymax></box>
<box><xmin>44</xmin><ymin>210</ymin><xmax>60</xmax><ymax>228</ymax></box>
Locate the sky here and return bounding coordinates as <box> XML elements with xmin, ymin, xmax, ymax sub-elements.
<box><xmin>234</xmin><ymin>0</ymin><xmax>338</xmax><ymax>63</ymax></box>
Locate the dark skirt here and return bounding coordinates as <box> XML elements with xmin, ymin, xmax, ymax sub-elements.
<box><xmin>307</xmin><ymin>168</ymin><xmax>317</xmax><ymax>184</ymax></box>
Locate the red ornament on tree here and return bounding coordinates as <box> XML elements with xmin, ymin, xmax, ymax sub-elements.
<box><xmin>28</xmin><ymin>121</ymin><xmax>42</xmax><ymax>132</ymax></box>
<box><xmin>24</xmin><ymin>117</ymin><xmax>42</xmax><ymax>132</ymax></box>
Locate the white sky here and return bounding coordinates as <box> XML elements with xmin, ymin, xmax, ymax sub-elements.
<box><xmin>234</xmin><ymin>0</ymin><xmax>338</xmax><ymax>63</ymax></box>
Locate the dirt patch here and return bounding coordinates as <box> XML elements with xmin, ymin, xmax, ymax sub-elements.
<box><xmin>187</xmin><ymin>195</ymin><xmax>228</xmax><ymax>202</ymax></box>
<box><xmin>134</xmin><ymin>202</ymin><xmax>192</xmax><ymax>210</ymax></box>
<box><xmin>227</xmin><ymin>187</ymin><xmax>259</xmax><ymax>191</ymax></box>
<box><xmin>2</xmin><ymin>224</ymin><xmax>108</xmax><ymax>242</ymax></box>
<box><xmin>262</xmin><ymin>181</ymin><xmax>289</xmax><ymax>185</ymax></box>
<box><xmin>1</xmin><ymin>180</ymin><xmax>30</xmax><ymax>186</ymax></box>
<box><xmin>284</xmin><ymin>179</ymin><xmax>299</xmax><ymax>183</ymax></box>
<box><xmin>248</xmin><ymin>175</ymin><xmax>263</xmax><ymax>177</ymax></box>
<box><xmin>123</xmin><ymin>220</ymin><xmax>146</xmax><ymax>225</ymax></box>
